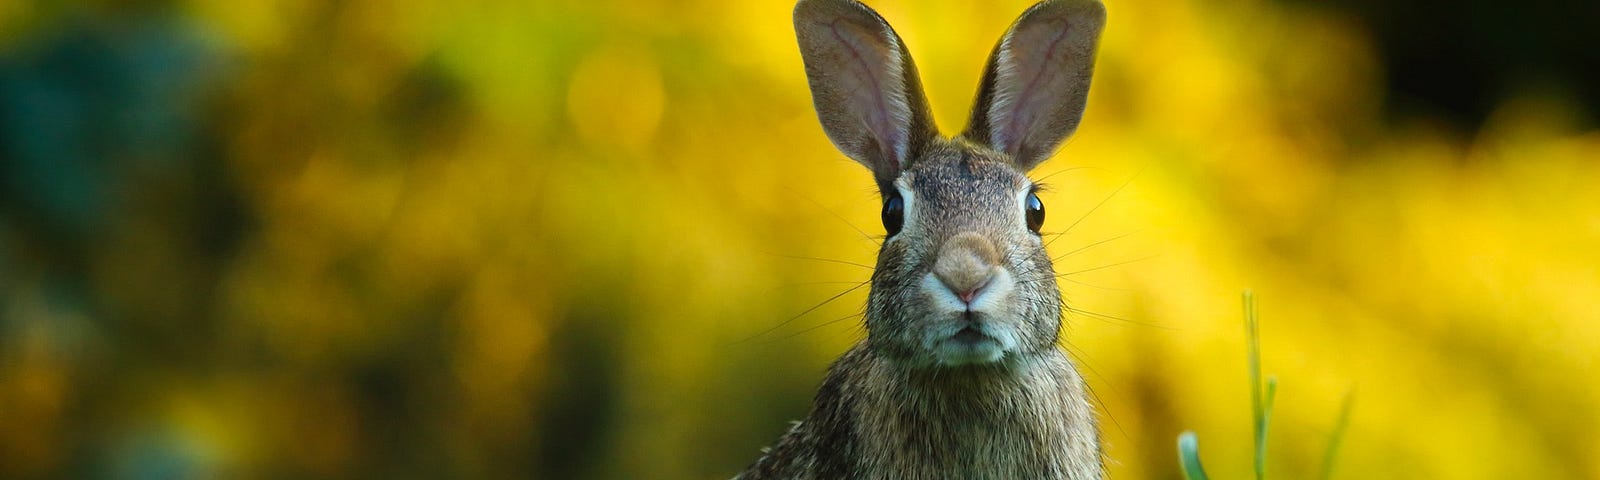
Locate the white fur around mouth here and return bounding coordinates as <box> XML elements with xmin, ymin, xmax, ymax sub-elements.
<box><xmin>918</xmin><ymin>270</ymin><xmax>1021</xmax><ymax>366</ymax></box>
<box><xmin>931</xmin><ymin>326</ymin><xmax>1007</xmax><ymax>365</ymax></box>
<box><xmin>922</xmin><ymin>317</ymin><xmax>1023</xmax><ymax>366</ymax></box>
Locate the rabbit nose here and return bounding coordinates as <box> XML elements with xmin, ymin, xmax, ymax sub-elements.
<box><xmin>934</xmin><ymin>232</ymin><xmax>1001</xmax><ymax>304</ymax></box>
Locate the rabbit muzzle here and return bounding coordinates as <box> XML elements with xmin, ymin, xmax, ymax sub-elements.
<box><xmin>920</xmin><ymin>232</ymin><xmax>1023</xmax><ymax>366</ymax></box>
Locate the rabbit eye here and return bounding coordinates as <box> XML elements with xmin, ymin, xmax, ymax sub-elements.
<box><xmin>882</xmin><ymin>193</ymin><xmax>905</xmax><ymax>237</ymax></box>
<box><xmin>1025</xmin><ymin>192</ymin><xmax>1045</xmax><ymax>234</ymax></box>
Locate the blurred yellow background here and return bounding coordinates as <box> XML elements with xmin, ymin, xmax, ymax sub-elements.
<box><xmin>1</xmin><ymin>0</ymin><xmax>1597</xmax><ymax>478</ymax></box>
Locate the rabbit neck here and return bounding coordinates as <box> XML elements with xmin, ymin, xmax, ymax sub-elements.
<box><xmin>850</xmin><ymin>344</ymin><xmax>1103</xmax><ymax>479</ymax></box>
<box><xmin>732</xmin><ymin>343</ymin><xmax>1102</xmax><ymax>480</ymax></box>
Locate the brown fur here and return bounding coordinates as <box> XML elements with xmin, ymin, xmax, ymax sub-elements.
<box><xmin>737</xmin><ymin>1</ymin><xmax>1107</xmax><ymax>478</ymax></box>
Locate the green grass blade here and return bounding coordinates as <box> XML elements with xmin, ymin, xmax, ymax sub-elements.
<box><xmin>1259</xmin><ymin>375</ymin><xmax>1277</xmax><ymax>479</ymax></box>
<box><xmin>1177</xmin><ymin>431</ymin><xmax>1211</xmax><ymax>480</ymax></box>
<box><xmin>1319</xmin><ymin>390</ymin><xmax>1356</xmax><ymax>480</ymax></box>
<box><xmin>1244</xmin><ymin>290</ymin><xmax>1267</xmax><ymax>480</ymax></box>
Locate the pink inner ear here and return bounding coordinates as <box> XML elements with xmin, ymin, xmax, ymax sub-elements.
<box><xmin>825</xmin><ymin>17</ymin><xmax>910</xmax><ymax>163</ymax></box>
<box><xmin>992</xmin><ymin>17</ymin><xmax>1074</xmax><ymax>155</ymax></box>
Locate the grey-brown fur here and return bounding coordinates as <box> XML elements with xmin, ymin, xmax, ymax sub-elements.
<box><xmin>737</xmin><ymin>1</ymin><xmax>1107</xmax><ymax>478</ymax></box>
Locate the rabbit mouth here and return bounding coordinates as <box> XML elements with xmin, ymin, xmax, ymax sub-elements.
<box><xmin>926</xmin><ymin>320</ymin><xmax>1017</xmax><ymax>366</ymax></box>
<box><xmin>952</xmin><ymin>326</ymin><xmax>988</xmax><ymax>345</ymax></box>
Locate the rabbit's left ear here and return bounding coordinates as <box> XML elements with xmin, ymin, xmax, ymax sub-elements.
<box><xmin>962</xmin><ymin>0</ymin><xmax>1105</xmax><ymax>171</ymax></box>
<box><xmin>795</xmin><ymin>0</ymin><xmax>939</xmax><ymax>190</ymax></box>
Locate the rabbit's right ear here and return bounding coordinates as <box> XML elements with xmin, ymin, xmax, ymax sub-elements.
<box><xmin>962</xmin><ymin>0</ymin><xmax>1105</xmax><ymax>171</ymax></box>
<box><xmin>795</xmin><ymin>0</ymin><xmax>939</xmax><ymax>188</ymax></box>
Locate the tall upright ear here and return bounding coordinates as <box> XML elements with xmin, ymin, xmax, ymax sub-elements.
<box><xmin>962</xmin><ymin>0</ymin><xmax>1105</xmax><ymax>171</ymax></box>
<box><xmin>795</xmin><ymin>0</ymin><xmax>939</xmax><ymax>188</ymax></box>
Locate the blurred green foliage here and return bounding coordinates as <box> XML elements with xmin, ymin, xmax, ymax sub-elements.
<box><xmin>1</xmin><ymin>0</ymin><xmax>1597</xmax><ymax>479</ymax></box>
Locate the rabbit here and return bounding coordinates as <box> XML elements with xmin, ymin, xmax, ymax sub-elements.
<box><xmin>733</xmin><ymin>0</ymin><xmax>1108</xmax><ymax>478</ymax></box>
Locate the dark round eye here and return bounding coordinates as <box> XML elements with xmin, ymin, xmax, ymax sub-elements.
<box><xmin>882</xmin><ymin>193</ymin><xmax>905</xmax><ymax>237</ymax></box>
<box><xmin>1025</xmin><ymin>192</ymin><xmax>1045</xmax><ymax>233</ymax></box>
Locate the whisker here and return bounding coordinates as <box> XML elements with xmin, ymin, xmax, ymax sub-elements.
<box><xmin>765</xmin><ymin>252</ymin><xmax>876</xmax><ymax>270</ymax></box>
<box><xmin>1012</xmin><ymin>271</ymin><xmax>1110</xmax><ymax>292</ymax></box>
<box><xmin>776</xmin><ymin>308</ymin><xmax>867</xmax><ymax>341</ymax></box>
<box><xmin>1046</xmin><ymin>170</ymin><xmax>1139</xmax><ymax>247</ymax></box>
<box><xmin>1060</xmin><ymin>341</ymin><xmax>1129</xmax><ymax>442</ymax></box>
<box><xmin>754</xmin><ymin>279</ymin><xmax>872</xmax><ymax>300</ymax></box>
<box><xmin>730</xmin><ymin>279</ymin><xmax>872</xmax><ymax>345</ymax></box>
<box><xmin>782</xmin><ymin>280</ymin><xmax>874</xmax><ymax>287</ymax></box>
<box><xmin>1087</xmin><ymin>382</ymin><xmax>1128</xmax><ymax>442</ymax></box>
<box><xmin>1032</xmin><ymin>165</ymin><xmax>1098</xmax><ymax>185</ymax></box>
<box><xmin>787</xmin><ymin>186</ymin><xmax>881</xmax><ymax>246</ymax></box>
<box><xmin>1051</xmin><ymin>231</ymin><xmax>1138</xmax><ymax>263</ymax></box>
<box><xmin>1018</xmin><ymin>293</ymin><xmax>1168</xmax><ymax>330</ymax></box>
<box><xmin>828</xmin><ymin>320</ymin><xmax>868</xmax><ymax>343</ymax></box>
<box><xmin>1057</xmin><ymin>276</ymin><xmax>1131</xmax><ymax>292</ymax></box>
<box><xmin>1056</xmin><ymin>254</ymin><xmax>1158</xmax><ymax>277</ymax></box>
<box><xmin>1064</xmin><ymin>304</ymin><xmax>1174</xmax><ymax>330</ymax></box>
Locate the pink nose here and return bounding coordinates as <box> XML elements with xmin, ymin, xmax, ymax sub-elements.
<box><xmin>934</xmin><ymin>232</ymin><xmax>999</xmax><ymax>305</ymax></box>
<box><xmin>953</xmin><ymin>281</ymin><xmax>989</xmax><ymax>304</ymax></box>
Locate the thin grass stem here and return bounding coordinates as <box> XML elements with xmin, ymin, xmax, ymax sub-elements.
<box><xmin>1245</xmin><ymin>289</ymin><xmax>1267</xmax><ymax>480</ymax></box>
<box><xmin>1319</xmin><ymin>390</ymin><xmax>1356</xmax><ymax>480</ymax></box>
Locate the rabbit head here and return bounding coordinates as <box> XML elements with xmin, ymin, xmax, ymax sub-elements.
<box><xmin>794</xmin><ymin>0</ymin><xmax>1105</xmax><ymax>368</ymax></box>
